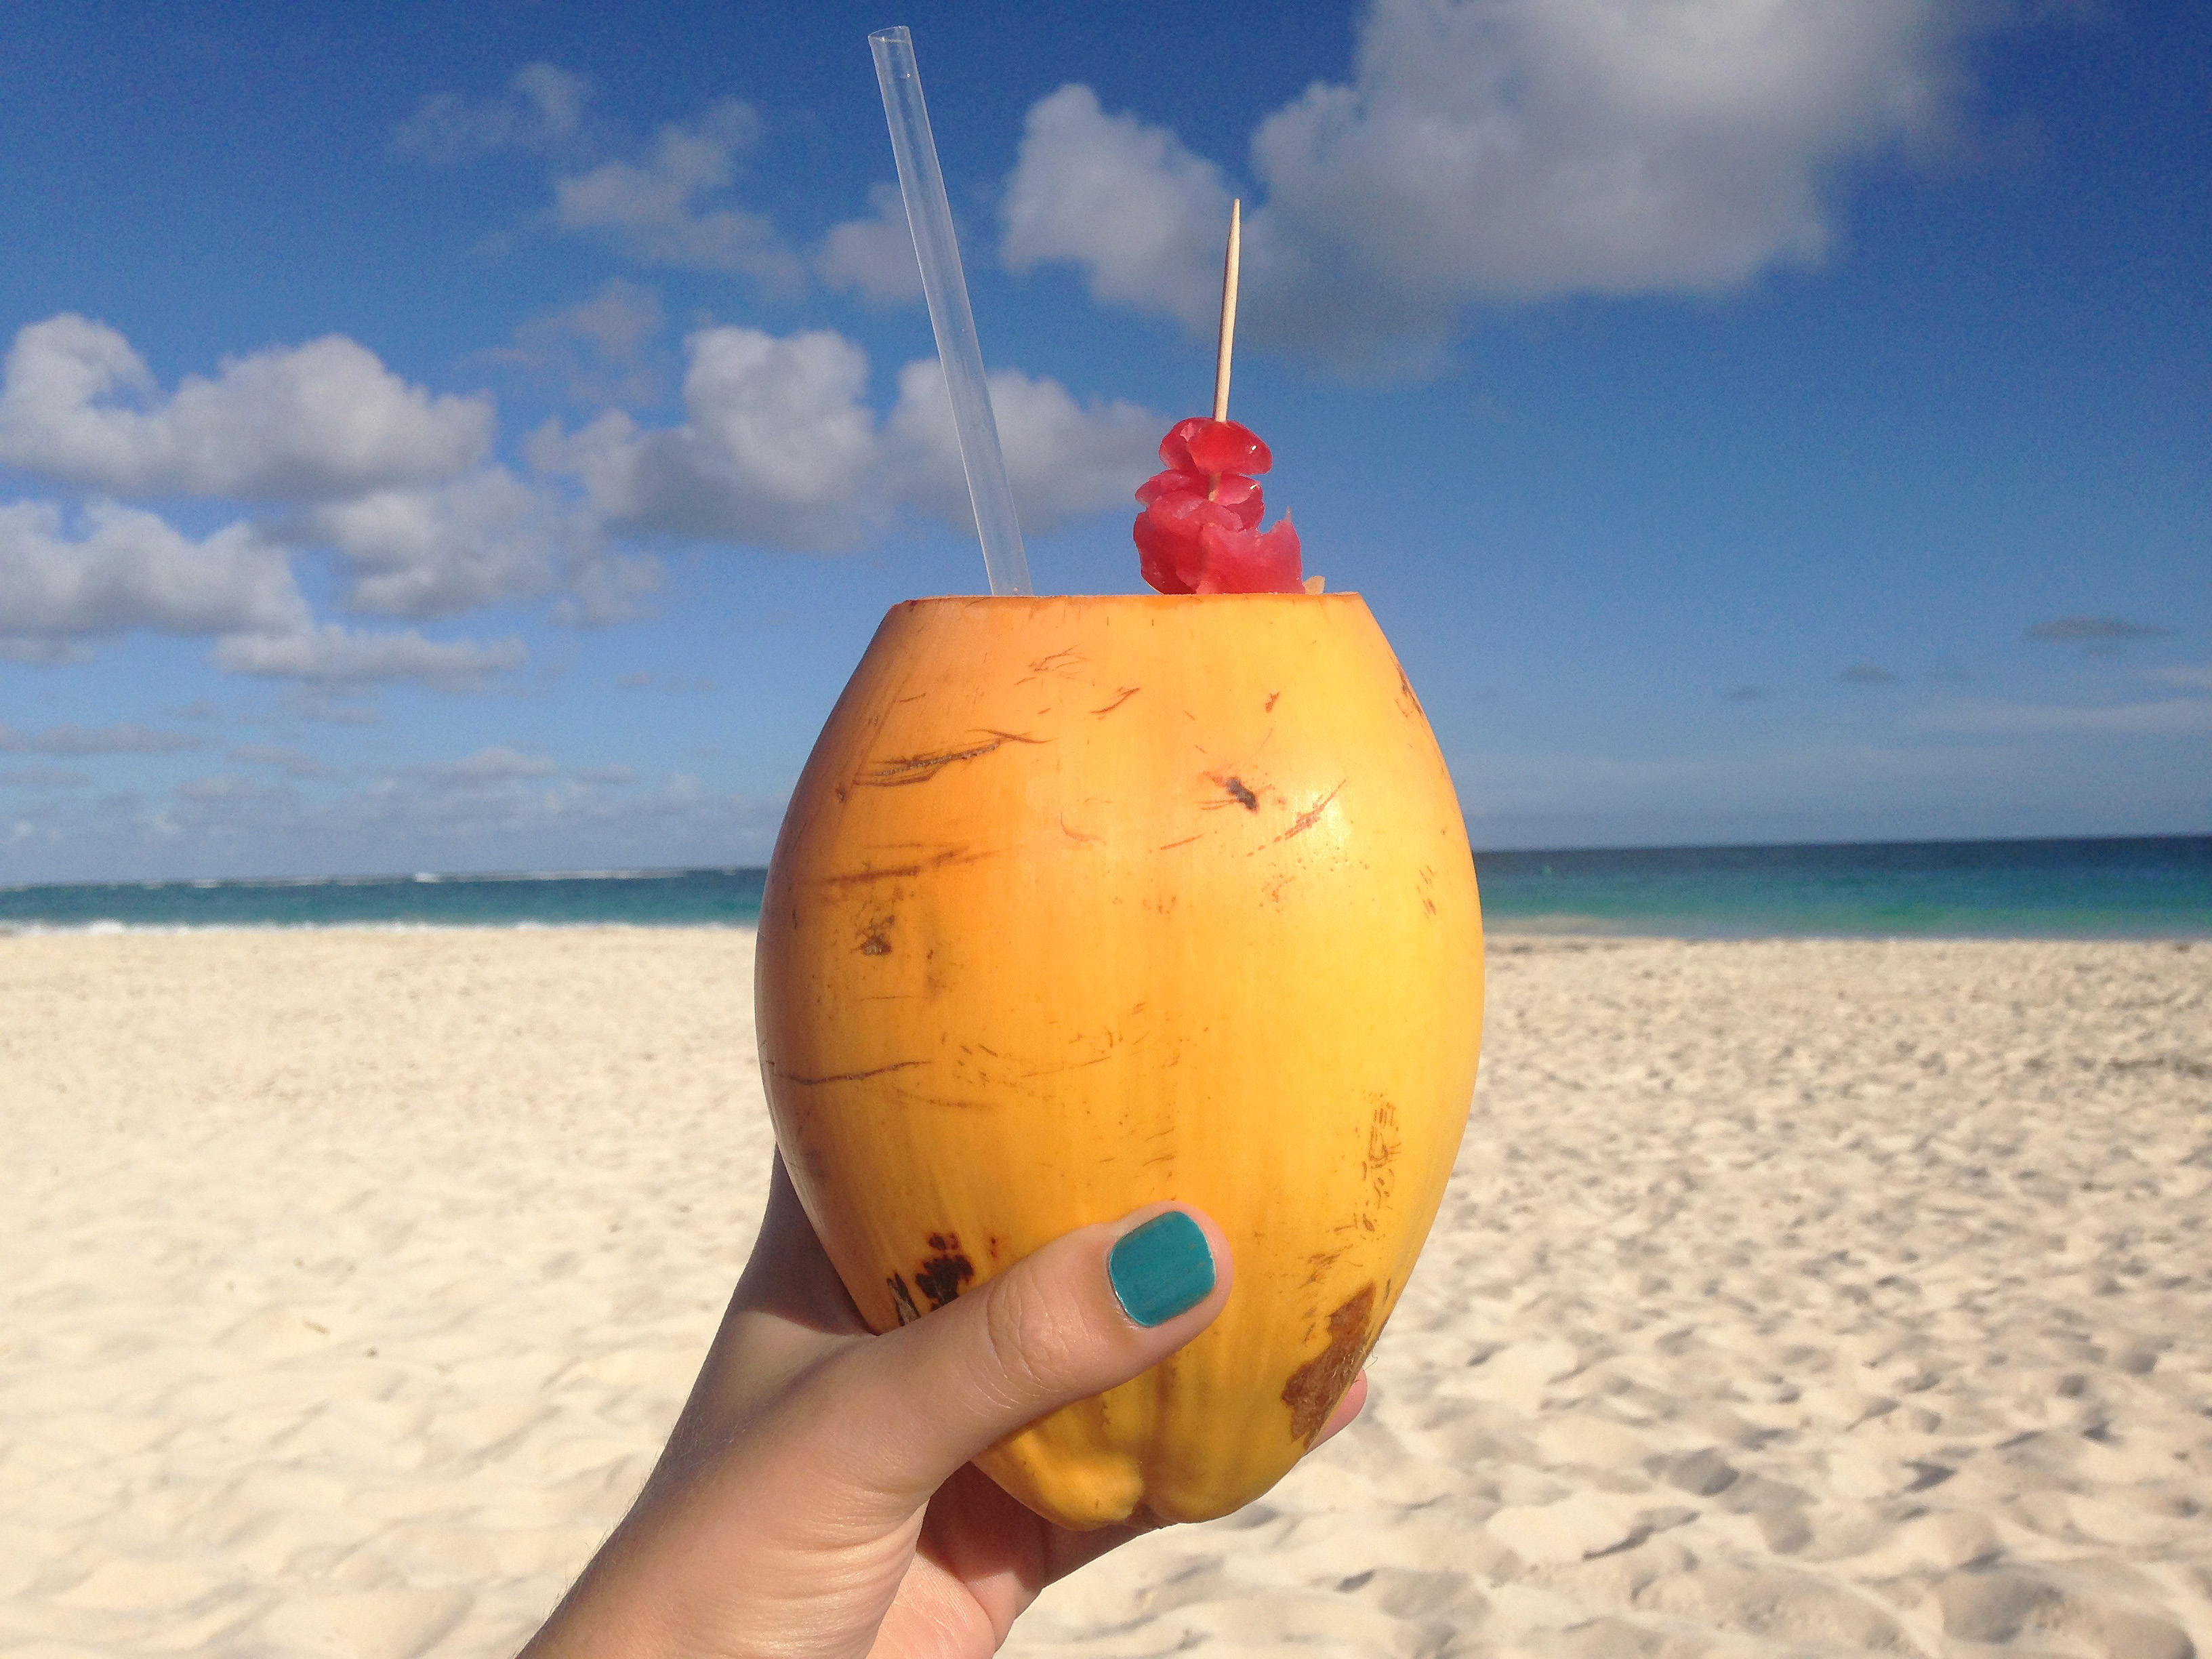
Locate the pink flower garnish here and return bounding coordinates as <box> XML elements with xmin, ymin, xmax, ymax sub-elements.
<box><xmin>1134</xmin><ymin>418</ymin><xmax>1301</xmax><ymax>594</ymax></box>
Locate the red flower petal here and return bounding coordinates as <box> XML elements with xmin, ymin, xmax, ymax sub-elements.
<box><xmin>1135</xmin><ymin>468</ymin><xmax>1200</xmax><ymax>506</ymax></box>
<box><xmin>1208</xmin><ymin>472</ymin><xmax>1265</xmax><ymax>529</ymax></box>
<box><xmin>1158</xmin><ymin>417</ymin><xmax>1210</xmax><ymax>472</ymax></box>
<box><xmin>1134</xmin><ymin>512</ymin><xmax>1195</xmax><ymax>594</ymax></box>
<box><xmin>1193</xmin><ymin>514</ymin><xmax>1303</xmax><ymax>595</ymax></box>
<box><xmin>1146</xmin><ymin>490</ymin><xmax>1242</xmax><ymax>537</ymax></box>
<box><xmin>1135</xmin><ymin>419</ymin><xmax>1296</xmax><ymax>592</ymax></box>
<box><xmin>1185</xmin><ymin>419</ymin><xmax>1272</xmax><ymax>477</ymax></box>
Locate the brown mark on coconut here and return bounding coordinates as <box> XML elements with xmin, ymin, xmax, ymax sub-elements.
<box><xmin>775</xmin><ymin>1059</ymin><xmax>924</xmax><ymax>1087</ymax></box>
<box><xmin>887</xmin><ymin>1273</ymin><xmax>922</xmax><ymax>1326</ymax></box>
<box><xmin>1395</xmin><ymin>665</ymin><xmax>1425</xmax><ymax>720</ymax></box>
<box><xmin>814</xmin><ymin>846</ymin><xmax>991</xmax><ymax>890</ymax></box>
<box><xmin>1277</xmin><ymin>781</ymin><xmax>1345</xmax><ymax>842</ymax></box>
<box><xmin>1017</xmin><ymin>648</ymin><xmax>1084</xmax><ymax>684</ymax></box>
<box><xmin>862</xmin><ymin>731</ymin><xmax>1046</xmax><ymax>787</ymax></box>
<box><xmin>916</xmin><ymin>1235</ymin><xmax>975</xmax><ymax>1309</ymax></box>
<box><xmin>1282</xmin><ymin>1282</ymin><xmax>1376</xmax><ymax>1443</ymax></box>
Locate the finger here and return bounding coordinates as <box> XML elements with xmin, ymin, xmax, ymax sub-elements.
<box><xmin>1311</xmin><ymin>1369</ymin><xmax>1368</xmax><ymax>1448</ymax></box>
<box><xmin>695</xmin><ymin>1156</ymin><xmax>869</xmax><ymax>1396</ymax></box>
<box><xmin>731</xmin><ymin>1153</ymin><xmax>869</xmax><ymax>1337</ymax></box>
<box><xmin>637</xmin><ymin>1160</ymin><xmax>848</xmax><ymax>1487</ymax></box>
<box><xmin>825</xmin><ymin>1204</ymin><xmax>1233</xmax><ymax>1513</ymax></box>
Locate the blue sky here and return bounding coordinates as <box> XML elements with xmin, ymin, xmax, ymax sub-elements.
<box><xmin>1</xmin><ymin>0</ymin><xmax>2204</xmax><ymax>882</ymax></box>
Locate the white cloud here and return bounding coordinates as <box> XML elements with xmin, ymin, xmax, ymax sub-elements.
<box><xmin>554</xmin><ymin>548</ymin><xmax>665</xmax><ymax>628</ymax></box>
<box><xmin>0</xmin><ymin>493</ymin><xmax>561</xmax><ymax>688</ymax></box>
<box><xmin>881</xmin><ymin>359</ymin><xmax>1160</xmax><ymax>537</ymax></box>
<box><xmin>1917</xmin><ymin>698</ymin><xmax>2212</xmax><ymax>736</ymax></box>
<box><xmin>0</xmin><ymin>318</ymin><xmax>642</xmax><ymax>665</ymax></box>
<box><xmin>0</xmin><ymin>637</ymin><xmax>87</xmax><ymax>664</ymax></box>
<box><xmin>531</xmin><ymin>325</ymin><xmax>878</xmax><ymax>549</ymax></box>
<box><xmin>0</xmin><ymin>720</ymin><xmax>207</xmax><ymax>756</ymax></box>
<box><xmin>228</xmin><ymin>744</ymin><xmax>337</xmax><ymax>779</ymax></box>
<box><xmin>552</xmin><ymin>100</ymin><xmax>802</xmax><ymax>287</ymax></box>
<box><xmin>392</xmin><ymin>62</ymin><xmax>592</xmax><ymax>163</ymax></box>
<box><xmin>819</xmin><ymin>182</ymin><xmax>927</xmax><ymax>304</ymax></box>
<box><xmin>0</xmin><ymin>298</ymin><xmax>1156</xmax><ymax>670</ymax></box>
<box><xmin>478</xmin><ymin>279</ymin><xmax>665</xmax><ymax>408</ymax></box>
<box><xmin>408</xmin><ymin>745</ymin><xmax>559</xmax><ymax>782</ymax></box>
<box><xmin>178</xmin><ymin>773</ymin><xmax>263</xmax><ymax>802</ymax></box>
<box><xmin>2148</xmin><ymin>664</ymin><xmax>2212</xmax><ymax>692</ymax></box>
<box><xmin>0</xmin><ymin>315</ymin><xmax>491</xmax><ymax>499</ymax></box>
<box><xmin>0</xmin><ymin>763</ymin><xmax>786</xmax><ymax>882</ymax></box>
<box><xmin>532</xmin><ymin>325</ymin><xmax>1164</xmax><ymax>550</ymax></box>
<box><xmin>289</xmin><ymin>466</ymin><xmax>594</xmax><ymax>620</ymax></box>
<box><xmin>1003</xmin><ymin>0</ymin><xmax>2006</xmax><ymax>370</ymax></box>
<box><xmin>210</xmin><ymin>625</ymin><xmax>527</xmax><ymax>688</ymax></box>
<box><xmin>1003</xmin><ymin>85</ymin><xmax>1236</xmax><ymax>332</ymax></box>
<box><xmin>2028</xmin><ymin>615</ymin><xmax>2168</xmax><ymax>642</ymax></box>
<box><xmin>1451</xmin><ymin>731</ymin><xmax>2150</xmax><ymax>838</ymax></box>
<box><xmin>279</xmin><ymin>687</ymin><xmax>384</xmax><ymax>726</ymax></box>
<box><xmin>0</xmin><ymin>498</ymin><xmax>309</xmax><ymax>640</ymax></box>
<box><xmin>402</xmin><ymin>79</ymin><xmax>812</xmax><ymax>295</ymax></box>
<box><xmin>0</xmin><ymin>765</ymin><xmax>91</xmax><ymax>789</ymax></box>
<box><xmin>0</xmin><ymin>485</ymin><xmax>600</xmax><ymax>687</ymax></box>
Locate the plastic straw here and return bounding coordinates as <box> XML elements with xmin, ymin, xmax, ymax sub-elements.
<box><xmin>869</xmin><ymin>26</ymin><xmax>1032</xmax><ymax>597</ymax></box>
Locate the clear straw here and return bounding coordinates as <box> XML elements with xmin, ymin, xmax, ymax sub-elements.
<box><xmin>869</xmin><ymin>26</ymin><xmax>1033</xmax><ymax>597</ymax></box>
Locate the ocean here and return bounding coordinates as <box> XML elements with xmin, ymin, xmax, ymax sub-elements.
<box><xmin>1472</xmin><ymin>835</ymin><xmax>2210</xmax><ymax>940</ymax></box>
<box><xmin>1</xmin><ymin>836</ymin><xmax>2206</xmax><ymax>939</ymax></box>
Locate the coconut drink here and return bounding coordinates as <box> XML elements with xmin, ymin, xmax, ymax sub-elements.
<box><xmin>758</xmin><ymin>589</ymin><xmax>1481</xmax><ymax>1525</ymax></box>
<box><xmin>756</xmin><ymin>37</ymin><xmax>1483</xmax><ymax>1529</ymax></box>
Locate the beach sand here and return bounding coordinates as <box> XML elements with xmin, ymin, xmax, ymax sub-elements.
<box><xmin>1</xmin><ymin>929</ymin><xmax>2206</xmax><ymax>1656</ymax></box>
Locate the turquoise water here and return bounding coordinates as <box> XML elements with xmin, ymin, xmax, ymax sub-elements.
<box><xmin>1475</xmin><ymin>836</ymin><xmax>2211</xmax><ymax>939</ymax></box>
<box><xmin>0</xmin><ymin>867</ymin><xmax>769</xmax><ymax>930</ymax></box>
<box><xmin>1</xmin><ymin>837</ymin><xmax>2205</xmax><ymax>939</ymax></box>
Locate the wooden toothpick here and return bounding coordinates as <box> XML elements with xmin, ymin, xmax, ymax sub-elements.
<box><xmin>1212</xmin><ymin>199</ymin><xmax>1241</xmax><ymax>422</ymax></box>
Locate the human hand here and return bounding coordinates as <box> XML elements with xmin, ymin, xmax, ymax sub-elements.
<box><xmin>523</xmin><ymin>1155</ymin><xmax>1370</xmax><ymax>1658</ymax></box>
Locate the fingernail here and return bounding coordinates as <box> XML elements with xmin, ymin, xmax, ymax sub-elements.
<box><xmin>1108</xmin><ymin>1211</ymin><xmax>1215</xmax><ymax>1328</ymax></box>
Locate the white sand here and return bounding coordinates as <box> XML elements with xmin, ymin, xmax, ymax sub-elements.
<box><xmin>2</xmin><ymin>929</ymin><xmax>2207</xmax><ymax>1656</ymax></box>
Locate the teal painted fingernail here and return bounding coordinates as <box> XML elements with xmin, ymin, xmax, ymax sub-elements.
<box><xmin>1108</xmin><ymin>1211</ymin><xmax>1214</xmax><ymax>1328</ymax></box>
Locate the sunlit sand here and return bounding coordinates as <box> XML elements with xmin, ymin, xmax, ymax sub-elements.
<box><xmin>2</xmin><ymin>928</ymin><xmax>2206</xmax><ymax>1655</ymax></box>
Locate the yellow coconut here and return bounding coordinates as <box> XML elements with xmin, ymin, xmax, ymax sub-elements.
<box><xmin>756</xmin><ymin>592</ymin><xmax>1481</xmax><ymax>1527</ymax></box>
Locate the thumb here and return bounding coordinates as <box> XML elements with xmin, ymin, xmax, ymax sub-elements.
<box><xmin>832</xmin><ymin>1204</ymin><xmax>1233</xmax><ymax>1511</ymax></box>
